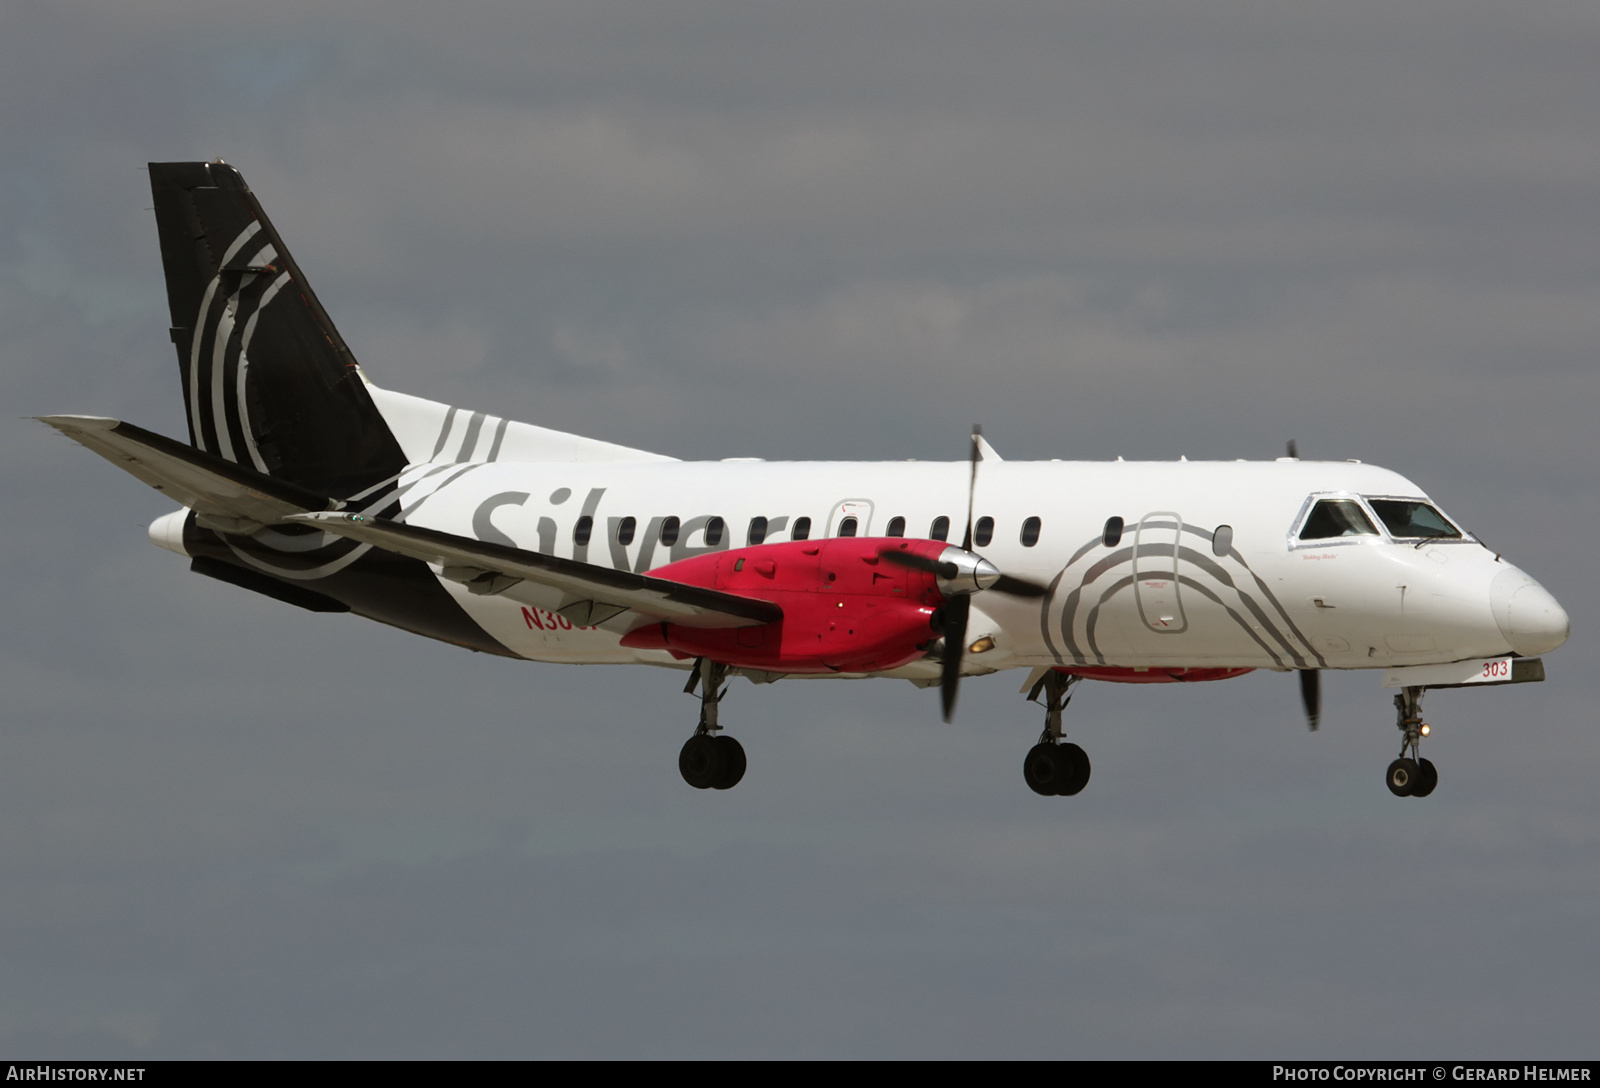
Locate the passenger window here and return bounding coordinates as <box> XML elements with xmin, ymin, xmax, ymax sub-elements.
<box><xmin>838</xmin><ymin>516</ymin><xmax>858</xmax><ymax>538</ymax></box>
<box><xmin>974</xmin><ymin>516</ymin><xmax>994</xmax><ymax>547</ymax></box>
<box><xmin>1367</xmin><ymin>500</ymin><xmax>1462</xmax><ymax>540</ymax></box>
<box><xmin>573</xmin><ymin>515</ymin><xmax>593</xmax><ymax>547</ymax></box>
<box><xmin>930</xmin><ymin>516</ymin><xmax>950</xmax><ymax>541</ymax></box>
<box><xmin>1212</xmin><ymin>524</ymin><xmax>1233</xmax><ymax>556</ymax></box>
<box><xmin>886</xmin><ymin>516</ymin><xmax>906</xmax><ymax>537</ymax></box>
<box><xmin>617</xmin><ymin>517</ymin><xmax>636</xmax><ymax>546</ymax></box>
<box><xmin>1020</xmin><ymin>516</ymin><xmax>1041</xmax><ymax>547</ymax></box>
<box><xmin>747</xmin><ymin>516</ymin><xmax>768</xmax><ymax>546</ymax></box>
<box><xmin>792</xmin><ymin>516</ymin><xmax>812</xmax><ymax>541</ymax></box>
<box><xmin>705</xmin><ymin>517</ymin><xmax>725</xmax><ymax>546</ymax></box>
<box><xmin>660</xmin><ymin>516</ymin><xmax>681</xmax><ymax>546</ymax></box>
<box><xmin>1299</xmin><ymin>500</ymin><xmax>1378</xmax><ymax>540</ymax></box>
<box><xmin>1103</xmin><ymin>517</ymin><xmax>1124</xmax><ymax>548</ymax></box>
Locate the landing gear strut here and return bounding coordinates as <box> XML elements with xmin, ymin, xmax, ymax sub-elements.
<box><xmin>1386</xmin><ymin>685</ymin><xmax>1438</xmax><ymax>798</ymax></box>
<box><xmin>1022</xmin><ymin>671</ymin><xmax>1091</xmax><ymax>797</ymax></box>
<box><xmin>678</xmin><ymin>658</ymin><xmax>746</xmax><ymax>790</ymax></box>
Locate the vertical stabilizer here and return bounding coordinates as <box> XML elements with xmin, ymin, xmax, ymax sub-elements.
<box><xmin>149</xmin><ymin>161</ymin><xmax>406</xmax><ymax>498</ymax></box>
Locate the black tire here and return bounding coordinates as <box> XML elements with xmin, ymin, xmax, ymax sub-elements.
<box><xmin>679</xmin><ymin>734</ymin><xmax>726</xmax><ymax>789</ymax></box>
<box><xmin>1058</xmin><ymin>742</ymin><xmax>1092</xmax><ymax>796</ymax></box>
<box><xmin>712</xmin><ymin>735</ymin><xmax>747</xmax><ymax>790</ymax></box>
<box><xmin>1412</xmin><ymin>757</ymin><xmax>1438</xmax><ymax>798</ymax></box>
<box><xmin>1023</xmin><ymin>743</ymin><xmax>1065</xmax><ymax>796</ymax></box>
<box><xmin>1386</xmin><ymin>757</ymin><xmax>1419</xmax><ymax>797</ymax></box>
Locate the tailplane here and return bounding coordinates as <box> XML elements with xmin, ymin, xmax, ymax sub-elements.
<box><xmin>149</xmin><ymin>161</ymin><xmax>405</xmax><ymax>498</ymax></box>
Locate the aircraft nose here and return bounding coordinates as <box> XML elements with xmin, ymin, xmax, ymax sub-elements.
<box><xmin>1491</xmin><ymin>566</ymin><xmax>1569</xmax><ymax>656</ymax></box>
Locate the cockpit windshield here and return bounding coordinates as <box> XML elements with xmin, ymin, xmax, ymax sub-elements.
<box><xmin>1366</xmin><ymin>499</ymin><xmax>1462</xmax><ymax>540</ymax></box>
<box><xmin>1298</xmin><ymin>499</ymin><xmax>1379</xmax><ymax>540</ymax></box>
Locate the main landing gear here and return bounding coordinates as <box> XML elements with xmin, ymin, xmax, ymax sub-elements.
<box><xmin>678</xmin><ymin>658</ymin><xmax>747</xmax><ymax>791</ymax></box>
<box><xmin>1022</xmin><ymin>671</ymin><xmax>1092</xmax><ymax>797</ymax></box>
<box><xmin>1385</xmin><ymin>685</ymin><xmax>1438</xmax><ymax>798</ymax></box>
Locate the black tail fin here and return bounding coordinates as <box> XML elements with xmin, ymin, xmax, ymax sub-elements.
<box><xmin>149</xmin><ymin>161</ymin><xmax>405</xmax><ymax>499</ymax></box>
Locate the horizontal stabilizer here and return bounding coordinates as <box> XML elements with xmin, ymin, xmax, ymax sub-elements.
<box><xmin>38</xmin><ymin>415</ymin><xmax>335</xmax><ymax>531</ymax></box>
<box><xmin>289</xmin><ymin>511</ymin><xmax>782</xmax><ymax>630</ymax></box>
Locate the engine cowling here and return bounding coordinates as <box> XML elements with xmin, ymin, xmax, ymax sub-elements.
<box><xmin>619</xmin><ymin>537</ymin><xmax>955</xmax><ymax>673</ymax></box>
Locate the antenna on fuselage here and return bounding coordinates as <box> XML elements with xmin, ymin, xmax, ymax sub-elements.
<box><xmin>1286</xmin><ymin>439</ymin><xmax>1299</xmax><ymax>459</ymax></box>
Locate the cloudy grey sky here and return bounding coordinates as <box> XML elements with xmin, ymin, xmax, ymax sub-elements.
<box><xmin>3</xmin><ymin>0</ymin><xmax>1596</xmax><ymax>1058</ymax></box>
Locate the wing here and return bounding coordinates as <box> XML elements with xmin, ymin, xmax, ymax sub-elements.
<box><xmin>289</xmin><ymin>511</ymin><xmax>782</xmax><ymax>630</ymax></box>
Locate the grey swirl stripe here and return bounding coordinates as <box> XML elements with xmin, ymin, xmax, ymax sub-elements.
<box><xmin>486</xmin><ymin>417</ymin><xmax>510</xmax><ymax>462</ymax></box>
<box><xmin>1049</xmin><ymin>527</ymin><xmax>1327</xmax><ymax>670</ymax></box>
<box><xmin>456</xmin><ymin>411</ymin><xmax>486</xmax><ymax>462</ymax></box>
<box><xmin>429</xmin><ymin>406</ymin><xmax>460</xmax><ymax>461</ymax></box>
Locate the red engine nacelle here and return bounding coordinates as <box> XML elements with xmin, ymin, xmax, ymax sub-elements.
<box><xmin>620</xmin><ymin>538</ymin><xmax>954</xmax><ymax>673</ymax></box>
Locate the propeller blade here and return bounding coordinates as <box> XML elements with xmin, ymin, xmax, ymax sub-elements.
<box><xmin>1299</xmin><ymin>668</ymin><xmax>1321</xmax><ymax>731</ymax></box>
<box><xmin>991</xmin><ymin>573</ymin><xmax>1050</xmax><ymax>598</ymax></box>
<box><xmin>878</xmin><ymin>548</ymin><xmax>1047</xmax><ymax>598</ymax></box>
<box><xmin>940</xmin><ymin>595</ymin><xmax>970</xmax><ymax>722</ymax></box>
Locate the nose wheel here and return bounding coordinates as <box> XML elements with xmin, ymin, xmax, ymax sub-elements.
<box><xmin>1022</xmin><ymin>671</ymin><xmax>1092</xmax><ymax>796</ymax></box>
<box><xmin>1387</xmin><ymin>686</ymin><xmax>1438</xmax><ymax>798</ymax></box>
<box><xmin>679</xmin><ymin>659</ymin><xmax>746</xmax><ymax>790</ymax></box>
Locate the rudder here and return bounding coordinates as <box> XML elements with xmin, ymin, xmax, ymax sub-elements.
<box><xmin>150</xmin><ymin>161</ymin><xmax>405</xmax><ymax>498</ymax></box>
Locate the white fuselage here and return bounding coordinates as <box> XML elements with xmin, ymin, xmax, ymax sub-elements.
<box><xmin>367</xmin><ymin>455</ymin><xmax>1564</xmax><ymax>676</ymax></box>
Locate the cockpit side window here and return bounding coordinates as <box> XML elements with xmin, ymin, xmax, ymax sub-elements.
<box><xmin>1367</xmin><ymin>499</ymin><xmax>1462</xmax><ymax>540</ymax></box>
<box><xmin>1298</xmin><ymin>499</ymin><xmax>1379</xmax><ymax>540</ymax></box>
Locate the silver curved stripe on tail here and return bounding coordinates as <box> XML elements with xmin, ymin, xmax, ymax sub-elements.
<box><xmin>186</xmin><ymin>221</ymin><xmax>287</xmax><ymax>471</ymax></box>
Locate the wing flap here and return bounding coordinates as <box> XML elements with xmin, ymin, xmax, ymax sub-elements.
<box><xmin>289</xmin><ymin>511</ymin><xmax>781</xmax><ymax>630</ymax></box>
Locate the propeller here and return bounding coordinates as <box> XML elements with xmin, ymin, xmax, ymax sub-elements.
<box><xmin>1300</xmin><ymin>668</ymin><xmax>1321</xmax><ymax>731</ymax></box>
<box><xmin>878</xmin><ymin>424</ymin><xmax>1049</xmax><ymax>721</ymax></box>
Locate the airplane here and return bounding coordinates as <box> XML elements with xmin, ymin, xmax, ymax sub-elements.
<box><xmin>39</xmin><ymin>160</ymin><xmax>1571</xmax><ymax>799</ymax></box>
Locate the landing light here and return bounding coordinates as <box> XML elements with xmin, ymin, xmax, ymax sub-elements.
<box><xmin>1420</xmin><ymin>723</ymin><xmax>1430</xmax><ymax>737</ymax></box>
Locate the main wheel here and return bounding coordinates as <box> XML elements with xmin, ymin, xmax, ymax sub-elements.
<box><xmin>1411</xmin><ymin>757</ymin><xmax>1438</xmax><ymax>798</ymax></box>
<box><xmin>679</xmin><ymin>734</ymin><xmax>726</xmax><ymax>789</ymax></box>
<box><xmin>1058</xmin><ymin>742</ymin><xmax>1092</xmax><ymax>796</ymax></box>
<box><xmin>1023</xmin><ymin>743</ymin><xmax>1067</xmax><ymax>796</ymax></box>
<box><xmin>1386</xmin><ymin>757</ymin><xmax>1420</xmax><ymax>797</ymax></box>
<box><xmin>712</xmin><ymin>735</ymin><xmax>747</xmax><ymax>790</ymax></box>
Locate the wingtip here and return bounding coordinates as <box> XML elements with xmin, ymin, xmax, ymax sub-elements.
<box><xmin>35</xmin><ymin>413</ymin><xmax>122</xmax><ymax>432</ymax></box>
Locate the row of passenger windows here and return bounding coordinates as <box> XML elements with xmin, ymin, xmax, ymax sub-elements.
<box><xmin>570</xmin><ymin>514</ymin><xmax>1047</xmax><ymax>548</ymax></box>
<box><xmin>569</xmin><ymin>500</ymin><xmax>1457</xmax><ymax>553</ymax></box>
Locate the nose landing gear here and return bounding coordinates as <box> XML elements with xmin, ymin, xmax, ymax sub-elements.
<box><xmin>679</xmin><ymin>658</ymin><xmax>746</xmax><ymax>791</ymax></box>
<box><xmin>1023</xmin><ymin>671</ymin><xmax>1091</xmax><ymax>796</ymax></box>
<box><xmin>1386</xmin><ymin>685</ymin><xmax>1438</xmax><ymax>798</ymax></box>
